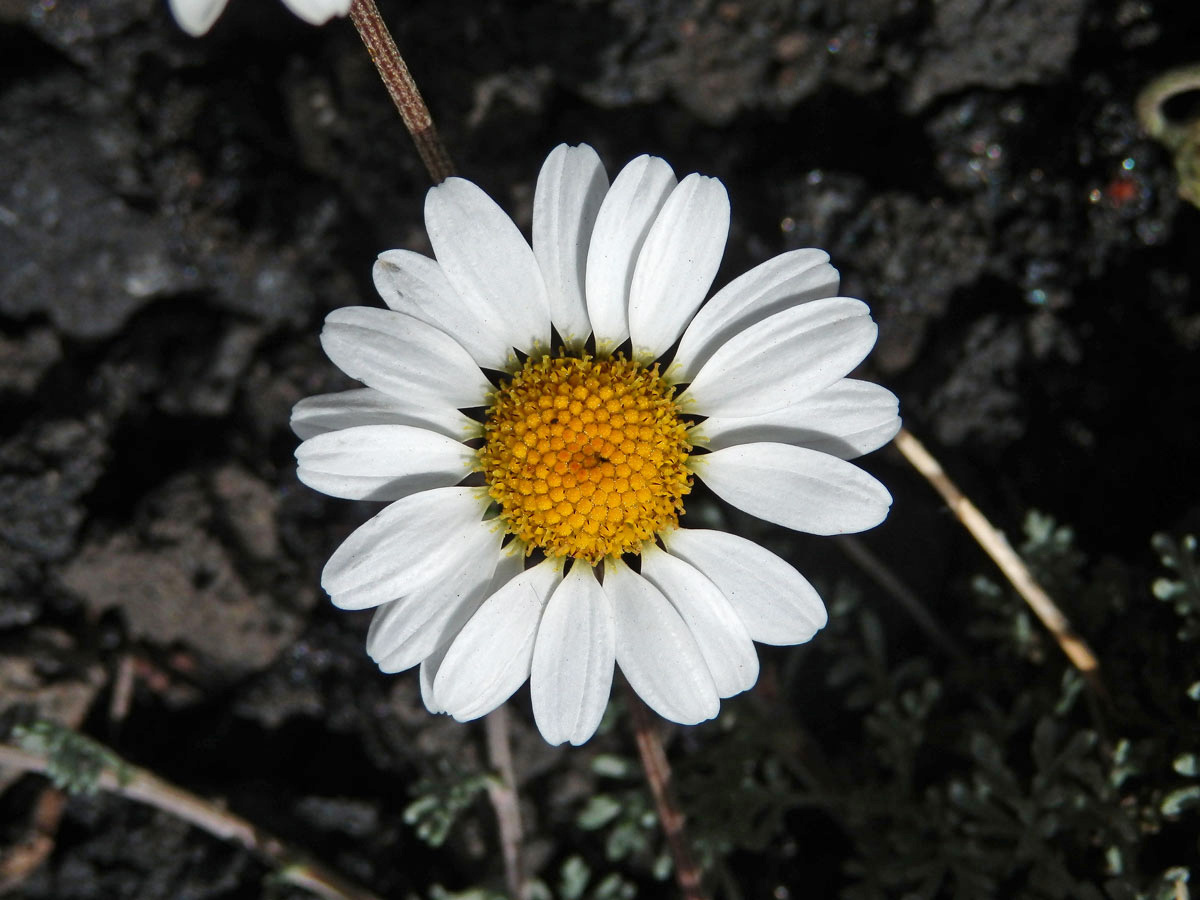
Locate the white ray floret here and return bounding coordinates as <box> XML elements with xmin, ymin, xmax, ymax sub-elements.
<box><xmin>168</xmin><ymin>0</ymin><xmax>349</xmax><ymax>36</ymax></box>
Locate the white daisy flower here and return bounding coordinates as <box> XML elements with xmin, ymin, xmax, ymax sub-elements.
<box><xmin>292</xmin><ymin>144</ymin><xmax>899</xmax><ymax>746</ymax></box>
<box><xmin>168</xmin><ymin>0</ymin><xmax>350</xmax><ymax>36</ymax></box>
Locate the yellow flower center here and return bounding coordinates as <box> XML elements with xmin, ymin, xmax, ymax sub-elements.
<box><xmin>479</xmin><ymin>355</ymin><xmax>692</xmax><ymax>563</ymax></box>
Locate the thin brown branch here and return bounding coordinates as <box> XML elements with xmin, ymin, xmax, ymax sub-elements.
<box><xmin>0</xmin><ymin>741</ymin><xmax>382</xmax><ymax>900</ymax></box>
<box><xmin>627</xmin><ymin>691</ymin><xmax>708</xmax><ymax>900</ymax></box>
<box><xmin>892</xmin><ymin>427</ymin><xmax>1104</xmax><ymax>693</ymax></box>
<box><xmin>835</xmin><ymin>535</ymin><xmax>967</xmax><ymax>663</ymax></box>
<box><xmin>484</xmin><ymin>707</ymin><xmax>526</xmax><ymax>900</ymax></box>
<box><xmin>348</xmin><ymin>0</ymin><xmax>454</xmax><ymax>183</ymax></box>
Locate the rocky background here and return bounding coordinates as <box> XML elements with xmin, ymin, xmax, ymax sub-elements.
<box><xmin>2</xmin><ymin>0</ymin><xmax>1199</xmax><ymax>898</ymax></box>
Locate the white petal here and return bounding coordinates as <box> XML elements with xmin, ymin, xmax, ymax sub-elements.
<box><xmin>295</xmin><ymin>424</ymin><xmax>475</xmax><ymax>501</ymax></box>
<box><xmin>426</xmin><ymin>177</ymin><xmax>551</xmax><ymax>357</ymax></box>
<box><xmin>670</xmin><ymin>249</ymin><xmax>839</xmax><ymax>382</ymax></box>
<box><xmin>628</xmin><ymin>174</ymin><xmax>729</xmax><ymax>362</ymax></box>
<box><xmin>693</xmin><ymin>380</ymin><xmax>901</xmax><ymax>459</ymax></box>
<box><xmin>419</xmin><ymin>549</ymin><xmax>525</xmax><ymax>714</ymax></box>
<box><xmin>374</xmin><ymin>250</ymin><xmax>511</xmax><ymax>370</ymax></box>
<box><xmin>366</xmin><ymin>559</ymin><xmax>495</xmax><ymax>673</ymax></box>
<box><xmin>585</xmin><ymin>155</ymin><xmax>677</xmax><ymax>354</ymax></box>
<box><xmin>419</xmin><ymin>647</ymin><xmax>449</xmax><ymax>714</ymax></box>
<box><xmin>639</xmin><ymin>546</ymin><xmax>758</xmax><ymax>698</ymax></box>
<box><xmin>533</xmin><ymin>144</ymin><xmax>609</xmax><ymax>347</ymax></box>
<box><xmin>320</xmin><ymin>307</ymin><xmax>491</xmax><ymax>408</ymax></box>
<box><xmin>280</xmin><ymin>0</ymin><xmax>350</xmax><ymax>25</ymax></box>
<box><xmin>531</xmin><ymin>563</ymin><xmax>615</xmax><ymax>746</ymax></box>
<box><xmin>435</xmin><ymin>559</ymin><xmax>564</xmax><ymax>721</ymax></box>
<box><xmin>290</xmin><ymin>388</ymin><xmax>478</xmax><ymax>442</ymax></box>
<box><xmin>321</xmin><ymin>486</ymin><xmax>494</xmax><ymax>609</ymax></box>
<box><xmin>692</xmin><ymin>443</ymin><xmax>892</xmax><ymax>535</ymax></box>
<box><xmin>662</xmin><ymin>528</ymin><xmax>827</xmax><ymax>645</ymax></box>
<box><xmin>604</xmin><ymin>558</ymin><xmax>718</xmax><ymax>725</ymax></box>
<box><xmin>167</xmin><ymin>0</ymin><xmax>228</xmax><ymax>35</ymax></box>
<box><xmin>678</xmin><ymin>297</ymin><xmax>877</xmax><ymax>418</ymax></box>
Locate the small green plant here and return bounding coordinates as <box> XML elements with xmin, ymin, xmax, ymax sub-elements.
<box><xmin>1151</xmin><ymin>533</ymin><xmax>1200</xmax><ymax>641</ymax></box>
<box><xmin>404</xmin><ymin>762</ymin><xmax>491</xmax><ymax>847</ymax></box>
<box><xmin>12</xmin><ymin>720</ymin><xmax>131</xmax><ymax>796</ymax></box>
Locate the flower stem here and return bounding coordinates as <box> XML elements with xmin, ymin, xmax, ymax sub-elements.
<box><xmin>627</xmin><ymin>690</ymin><xmax>709</xmax><ymax>900</ymax></box>
<box><xmin>484</xmin><ymin>707</ymin><xmax>527</xmax><ymax>900</ymax></box>
<box><xmin>348</xmin><ymin>0</ymin><xmax>455</xmax><ymax>183</ymax></box>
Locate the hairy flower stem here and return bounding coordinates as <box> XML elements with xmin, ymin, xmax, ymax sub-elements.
<box><xmin>348</xmin><ymin>0</ymin><xmax>454</xmax><ymax>183</ymax></box>
<box><xmin>627</xmin><ymin>690</ymin><xmax>710</xmax><ymax>900</ymax></box>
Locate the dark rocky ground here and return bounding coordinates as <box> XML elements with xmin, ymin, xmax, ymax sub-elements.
<box><xmin>2</xmin><ymin>0</ymin><xmax>1200</xmax><ymax>898</ymax></box>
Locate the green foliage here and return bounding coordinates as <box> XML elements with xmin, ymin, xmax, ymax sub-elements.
<box><xmin>1151</xmin><ymin>533</ymin><xmax>1200</xmax><ymax>641</ymax></box>
<box><xmin>576</xmin><ymin>755</ymin><xmax>667</xmax><ymax>875</ymax></box>
<box><xmin>404</xmin><ymin>762</ymin><xmax>491</xmax><ymax>848</ymax></box>
<box><xmin>407</xmin><ymin>515</ymin><xmax>1200</xmax><ymax>899</ymax></box>
<box><xmin>672</xmin><ymin>514</ymin><xmax>1200</xmax><ymax>899</ymax></box>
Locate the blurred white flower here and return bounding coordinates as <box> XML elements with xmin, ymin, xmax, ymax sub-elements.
<box><xmin>293</xmin><ymin>143</ymin><xmax>899</xmax><ymax>745</ymax></box>
<box><xmin>168</xmin><ymin>0</ymin><xmax>350</xmax><ymax>36</ymax></box>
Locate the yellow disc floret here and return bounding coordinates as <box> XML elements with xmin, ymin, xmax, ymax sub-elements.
<box><xmin>479</xmin><ymin>355</ymin><xmax>692</xmax><ymax>563</ymax></box>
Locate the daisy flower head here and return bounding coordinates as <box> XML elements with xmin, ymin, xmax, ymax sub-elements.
<box><xmin>168</xmin><ymin>0</ymin><xmax>350</xmax><ymax>36</ymax></box>
<box><xmin>292</xmin><ymin>144</ymin><xmax>900</xmax><ymax>746</ymax></box>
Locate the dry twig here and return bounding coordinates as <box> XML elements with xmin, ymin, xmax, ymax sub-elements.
<box><xmin>0</xmin><ymin>736</ymin><xmax>383</xmax><ymax>900</ymax></box>
<box><xmin>892</xmin><ymin>427</ymin><xmax>1103</xmax><ymax>692</ymax></box>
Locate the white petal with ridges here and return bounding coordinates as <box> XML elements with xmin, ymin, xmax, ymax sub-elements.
<box><xmin>628</xmin><ymin>174</ymin><xmax>729</xmax><ymax>362</ymax></box>
<box><xmin>320</xmin><ymin>307</ymin><xmax>491</xmax><ymax>408</ymax></box>
<box><xmin>534</xmin><ymin>144</ymin><xmax>609</xmax><ymax>347</ymax></box>
<box><xmin>281</xmin><ymin>0</ymin><xmax>350</xmax><ymax>24</ymax></box>
<box><xmin>605</xmin><ymin>559</ymin><xmax>719</xmax><ymax>725</ymax></box>
<box><xmin>295</xmin><ymin>424</ymin><xmax>474</xmax><ymax>501</ymax></box>
<box><xmin>640</xmin><ymin>546</ymin><xmax>758</xmax><ymax>698</ymax></box>
<box><xmin>693</xmin><ymin>380</ymin><xmax>901</xmax><ymax>459</ymax></box>
<box><xmin>364</xmin><ymin>547</ymin><xmax>511</xmax><ymax>681</ymax></box>
<box><xmin>678</xmin><ymin>297</ymin><xmax>876</xmax><ymax>417</ymax></box>
<box><xmin>290</xmin><ymin>388</ymin><xmax>478</xmax><ymax>442</ymax></box>
<box><xmin>531</xmin><ymin>563</ymin><xmax>615</xmax><ymax>746</ymax></box>
<box><xmin>670</xmin><ymin>249</ymin><xmax>839</xmax><ymax>382</ymax></box>
<box><xmin>366</xmin><ymin>556</ymin><xmax>498</xmax><ymax>673</ymax></box>
<box><xmin>374</xmin><ymin>250</ymin><xmax>510</xmax><ymax>370</ymax></box>
<box><xmin>662</xmin><ymin>528</ymin><xmax>827</xmax><ymax>645</ymax></box>
<box><xmin>692</xmin><ymin>443</ymin><xmax>892</xmax><ymax>535</ymax></box>
<box><xmin>426</xmin><ymin>178</ymin><xmax>551</xmax><ymax>356</ymax></box>
<box><xmin>585</xmin><ymin>155</ymin><xmax>677</xmax><ymax>354</ymax></box>
<box><xmin>321</xmin><ymin>486</ymin><xmax>494</xmax><ymax>609</ymax></box>
<box><xmin>418</xmin><ymin>549</ymin><xmax>525</xmax><ymax>714</ymax></box>
<box><xmin>435</xmin><ymin>559</ymin><xmax>564</xmax><ymax>721</ymax></box>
